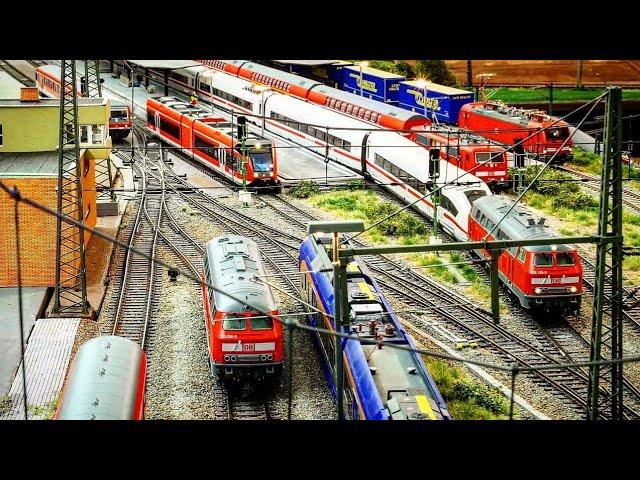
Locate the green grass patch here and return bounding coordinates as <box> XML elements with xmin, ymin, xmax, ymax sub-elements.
<box><xmin>425</xmin><ymin>357</ymin><xmax>511</xmax><ymax>420</ymax></box>
<box><xmin>308</xmin><ymin>189</ymin><xmax>428</xmax><ymax>241</ymax></box>
<box><xmin>27</xmin><ymin>397</ymin><xmax>58</xmax><ymax>420</ymax></box>
<box><xmin>488</xmin><ymin>87</ymin><xmax>640</xmax><ymax>104</ymax></box>
<box><xmin>0</xmin><ymin>395</ymin><xmax>11</xmax><ymax>415</ymax></box>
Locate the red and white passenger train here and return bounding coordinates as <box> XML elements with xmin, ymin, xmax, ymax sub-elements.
<box><xmin>202</xmin><ymin>235</ymin><xmax>284</xmax><ymax>382</ymax></box>
<box><xmin>35</xmin><ymin>64</ymin><xmax>132</xmax><ymax>140</ymax></box>
<box><xmin>146</xmin><ymin>96</ymin><xmax>281</xmax><ymax>191</ymax></box>
<box><xmin>458</xmin><ymin>101</ymin><xmax>573</xmax><ymax>163</ymax></box>
<box><xmin>136</xmin><ymin>63</ymin><xmax>582</xmax><ymax>315</ymax></box>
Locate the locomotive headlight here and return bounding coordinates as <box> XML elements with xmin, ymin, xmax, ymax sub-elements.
<box><xmin>534</xmin><ymin>287</ymin><xmax>542</xmax><ymax>294</ymax></box>
<box><xmin>569</xmin><ymin>286</ymin><xmax>578</xmax><ymax>293</ymax></box>
<box><xmin>224</xmin><ymin>355</ymin><xmax>230</xmax><ymax>362</ymax></box>
<box><xmin>267</xmin><ymin>353</ymin><xmax>273</xmax><ymax>361</ymax></box>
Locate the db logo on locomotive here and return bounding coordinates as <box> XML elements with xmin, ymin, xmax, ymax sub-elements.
<box><xmin>243</xmin><ymin>343</ymin><xmax>255</xmax><ymax>352</ymax></box>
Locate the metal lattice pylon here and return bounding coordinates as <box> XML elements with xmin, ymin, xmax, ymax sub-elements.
<box><xmin>84</xmin><ymin>60</ymin><xmax>115</xmax><ymax>201</ymax></box>
<box><xmin>52</xmin><ymin>60</ymin><xmax>89</xmax><ymax>316</ymax></box>
<box><xmin>587</xmin><ymin>86</ymin><xmax>624</xmax><ymax>420</ymax></box>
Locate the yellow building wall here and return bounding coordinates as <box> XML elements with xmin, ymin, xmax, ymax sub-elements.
<box><xmin>0</xmin><ymin>100</ymin><xmax>111</xmax><ymax>159</ymax></box>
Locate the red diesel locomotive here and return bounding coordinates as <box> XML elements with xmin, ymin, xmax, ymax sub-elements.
<box><xmin>146</xmin><ymin>96</ymin><xmax>281</xmax><ymax>192</ymax></box>
<box><xmin>35</xmin><ymin>64</ymin><xmax>132</xmax><ymax>140</ymax></box>
<box><xmin>468</xmin><ymin>195</ymin><xmax>582</xmax><ymax>314</ymax></box>
<box><xmin>411</xmin><ymin>125</ymin><xmax>510</xmax><ymax>191</ymax></box>
<box><xmin>202</xmin><ymin>235</ymin><xmax>284</xmax><ymax>383</ymax></box>
<box><xmin>458</xmin><ymin>101</ymin><xmax>573</xmax><ymax>163</ymax></box>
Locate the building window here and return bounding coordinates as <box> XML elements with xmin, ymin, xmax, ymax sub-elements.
<box><xmin>0</xmin><ymin>124</ymin><xmax>3</xmax><ymax>146</ymax></box>
<box><xmin>80</xmin><ymin>125</ymin><xmax>89</xmax><ymax>144</ymax></box>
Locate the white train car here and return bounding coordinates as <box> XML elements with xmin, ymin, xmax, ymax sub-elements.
<box><xmin>162</xmin><ymin>65</ymin><xmax>491</xmax><ymax>240</ymax></box>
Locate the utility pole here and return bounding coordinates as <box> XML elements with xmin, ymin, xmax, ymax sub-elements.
<box><xmin>83</xmin><ymin>60</ymin><xmax>115</xmax><ymax>202</ymax></box>
<box><xmin>577</xmin><ymin>60</ymin><xmax>584</xmax><ymax>88</ymax></box>
<box><xmin>587</xmin><ymin>86</ymin><xmax>624</xmax><ymax>420</ymax></box>
<box><xmin>52</xmin><ymin>60</ymin><xmax>90</xmax><ymax>317</ymax></box>
<box><xmin>429</xmin><ymin>148</ymin><xmax>441</xmax><ymax>245</ymax></box>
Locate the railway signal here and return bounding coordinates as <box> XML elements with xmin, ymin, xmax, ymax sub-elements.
<box><xmin>429</xmin><ymin>148</ymin><xmax>442</xmax><ymax>245</ymax></box>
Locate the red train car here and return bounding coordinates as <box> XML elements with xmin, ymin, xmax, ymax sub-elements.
<box><xmin>468</xmin><ymin>195</ymin><xmax>582</xmax><ymax>314</ymax></box>
<box><xmin>55</xmin><ymin>336</ymin><xmax>146</xmax><ymax>420</ymax></box>
<box><xmin>35</xmin><ymin>64</ymin><xmax>132</xmax><ymax>140</ymax></box>
<box><xmin>202</xmin><ymin>235</ymin><xmax>284</xmax><ymax>383</ymax></box>
<box><xmin>411</xmin><ymin>125</ymin><xmax>510</xmax><ymax>191</ymax></box>
<box><xmin>146</xmin><ymin>96</ymin><xmax>281</xmax><ymax>192</ymax></box>
<box><xmin>458</xmin><ymin>101</ymin><xmax>573</xmax><ymax>163</ymax></box>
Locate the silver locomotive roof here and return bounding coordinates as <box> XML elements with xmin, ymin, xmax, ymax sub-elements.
<box><xmin>204</xmin><ymin>235</ymin><xmax>277</xmax><ymax>314</ymax></box>
<box><xmin>472</xmin><ymin>195</ymin><xmax>571</xmax><ymax>251</ymax></box>
<box><xmin>55</xmin><ymin>336</ymin><xmax>144</xmax><ymax>420</ymax></box>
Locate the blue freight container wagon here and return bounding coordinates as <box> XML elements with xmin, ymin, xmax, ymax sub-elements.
<box><xmin>398</xmin><ymin>81</ymin><xmax>474</xmax><ymax>124</ymax></box>
<box><xmin>340</xmin><ymin>65</ymin><xmax>404</xmax><ymax>105</ymax></box>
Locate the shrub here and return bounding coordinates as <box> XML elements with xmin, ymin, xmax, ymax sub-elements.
<box><xmin>552</xmin><ymin>192</ymin><xmax>598</xmax><ymax>210</ymax></box>
<box><xmin>347</xmin><ymin>179</ymin><xmax>366</xmax><ymax>191</ymax></box>
<box><xmin>452</xmin><ymin>380</ymin><xmax>508</xmax><ymax>414</ymax></box>
<box><xmin>289</xmin><ymin>180</ymin><xmax>320</xmax><ymax>199</ymax></box>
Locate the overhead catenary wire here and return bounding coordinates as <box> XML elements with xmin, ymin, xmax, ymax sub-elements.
<box><xmin>341</xmin><ymin>93</ymin><xmax>608</xmax><ymax>245</ymax></box>
<box><xmin>6</xmin><ymin>174</ymin><xmax>640</xmax><ymax>420</ymax></box>
<box><xmin>483</xmin><ymin>93</ymin><xmax>606</xmax><ymax>239</ymax></box>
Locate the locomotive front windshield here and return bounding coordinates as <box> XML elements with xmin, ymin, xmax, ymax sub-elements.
<box><xmin>546</xmin><ymin>127</ymin><xmax>570</xmax><ymax>141</ymax></box>
<box><xmin>464</xmin><ymin>190</ymin><xmax>488</xmax><ymax>204</ymax></box>
<box><xmin>110</xmin><ymin>108</ymin><xmax>129</xmax><ymax>121</ymax></box>
<box><xmin>223</xmin><ymin>315</ymin><xmax>246</xmax><ymax>330</ymax></box>
<box><xmin>533</xmin><ymin>253</ymin><xmax>554</xmax><ymax>267</ymax></box>
<box><xmin>250</xmin><ymin>146</ymin><xmax>274</xmax><ymax>172</ymax></box>
<box><xmin>475</xmin><ymin>152</ymin><xmax>505</xmax><ymax>165</ymax></box>
<box><xmin>250</xmin><ymin>316</ymin><xmax>273</xmax><ymax>330</ymax></box>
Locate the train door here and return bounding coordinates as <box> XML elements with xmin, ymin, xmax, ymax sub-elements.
<box><xmin>360</xmin><ymin>133</ymin><xmax>371</xmax><ymax>177</ymax></box>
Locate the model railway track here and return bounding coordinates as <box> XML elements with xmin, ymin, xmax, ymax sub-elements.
<box><xmin>0</xmin><ymin>60</ymin><xmax>34</xmax><ymax>87</ymax></box>
<box><xmin>130</xmin><ymin>132</ymin><xmax>299</xmax><ymax>419</ymax></box>
<box><xmin>256</xmin><ymin>189</ymin><xmax>640</xmax><ymax>418</ymax></box>
<box><xmin>554</xmin><ymin>165</ymin><xmax>640</xmax><ymax>215</ymax></box>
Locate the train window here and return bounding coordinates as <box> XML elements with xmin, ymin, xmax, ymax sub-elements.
<box><xmin>533</xmin><ymin>253</ymin><xmax>554</xmax><ymax>267</ymax></box>
<box><xmin>546</xmin><ymin>127</ymin><xmax>569</xmax><ymax>140</ymax></box>
<box><xmin>147</xmin><ymin>110</ymin><xmax>154</xmax><ymax>125</ymax></box>
<box><xmin>364</xmin><ymin>110</ymin><xmax>372</xmax><ymax>121</ymax></box>
<box><xmin>557</xmin><ymin>252</ymin><xmax>576</xmax><ymax>266</ymax></box>
<box><xmin>328</xmin><ymin>98</ymin><xmax>336</xmax><ymax>108</ymax></box>
<box><xmin>371</xmin><ymin>113</ymin><xmax>379</xmax><ymax>123</ymax></box>
<box><xmin>199</xmin><ymin>83</ymin><xmax>211</xmax><ymax>93</ymax></box>
<box><xmin>223</xmin><ymin>315</ymin><xmax>246</xmax><ymax>330</ymax></box>
<box><xmin>250</xmin><ymin>316</ymin><xmax>273</xmax><ymax>330</ymax></box>
<box><xmin>517</xmin><ymin>248</ymin><xmax>527</xmax><ymax>263</ymax></box>
<box><xmin>195</xmin><ymin>135</ymin><xmax>218</xmax><ymax>158</ymax></box>
<box><xmin>449</xmin><ymin>147</ymin><xmax>459</xmax><ymax>158</ymax></box>
<box><xmin>415</xmin><ymin>133</ymin><xmax>430</xmax><ymax>147</ymax></box>
<box><xmin>160</xmin><ymin>117</ymin><xmax>181</xmax><ymax>140</ymax></box>
<box><xmin>440</xmin><ymin>196</ymin><xmax>458</xmax><ymax>216</ymax></box>
<box><xmin>343</xmin><ymin>140</ymin><xmax>351</xmax><ymax>151</ymax></box>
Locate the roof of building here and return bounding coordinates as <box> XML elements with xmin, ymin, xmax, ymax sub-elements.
<box><xmin>0</xmin><ymin>151</ymin><xmax>58</xmax><ymax>176</ymax></box>
<box><xmin>0</xmin><ymin>72</ymin><xmax>24</xmax><ymax>100</ymax></box>
<box><xmin>0</xmin><ymin>97</ymin><xmax>106</xmax><ymax>107</ymax></box>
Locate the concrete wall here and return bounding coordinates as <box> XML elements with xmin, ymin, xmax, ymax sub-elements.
<box><xmin>0</xmin><ymin>150</ymin><xmax>96</xmax><ymax>287</ymax></box>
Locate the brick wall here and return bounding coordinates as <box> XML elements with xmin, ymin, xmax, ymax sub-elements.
<box><xmin>0</xmin><ymin>152</ymin><xmax>97</xmax><ymax>287</ymax></box>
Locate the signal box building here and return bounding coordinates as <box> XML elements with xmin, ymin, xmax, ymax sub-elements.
<box><xmin>0</xmin><ymin>91</ymin><xmax>111</xmax><ymax>287</ymax></box>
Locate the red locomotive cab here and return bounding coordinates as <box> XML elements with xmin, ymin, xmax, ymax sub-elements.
<box><xmin>468</xmin><ymin>196</ymin><xmax>582</xmax><ymax>316</ymax></box>
<box><xmin>540</xmin><ymin>121</ymin><xmax>573</xmax><ymax>161</ymax></box>
<box><xmin>212</xmin><ymin>311</ymin><xmax>284</xmax><ymax>379</ymax></box>
<box><xmin>522</xmin><ymin>248</ymin><xmax>583</xmax><ymax>298</ymax></box>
